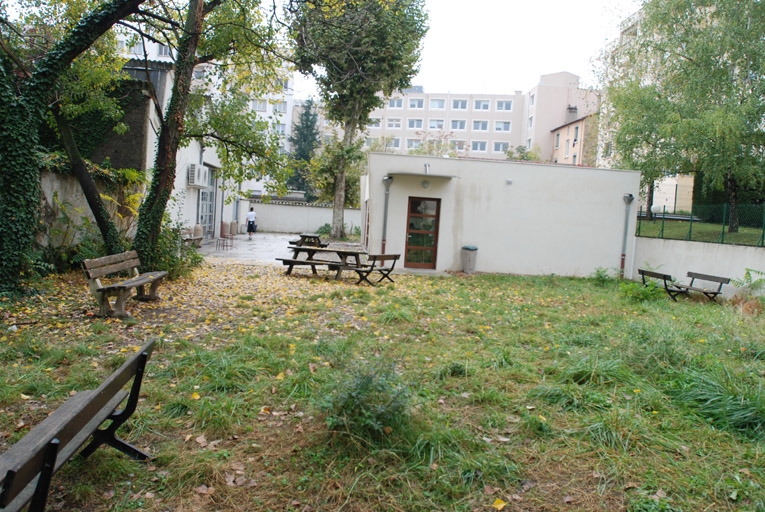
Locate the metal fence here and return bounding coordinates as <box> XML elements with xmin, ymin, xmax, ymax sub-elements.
<box><xmin>637</xmin><ymin>203</ymin><xmax>765</xmax><ymax>247</ymax></box>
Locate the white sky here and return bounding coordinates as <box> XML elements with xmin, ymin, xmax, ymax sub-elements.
<box><xmin>294</xmin><ymin>0</ymin><xmax>641</xmax><ymax>98</ymax></box>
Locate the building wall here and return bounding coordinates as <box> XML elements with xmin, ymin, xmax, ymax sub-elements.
<box><xmin>244</xmin><ymin>202</ymin><xmax>361</xmax><ymax>234</ymax></box>
<box><xmin>551</xmin><ymin>114</ymin><xmax>599</xmax><ymax>167</ymax></box>
<box><xmin>364</xmin><ymin>153</ymin><xmax>641</xmax><ymax>276</ymax></box>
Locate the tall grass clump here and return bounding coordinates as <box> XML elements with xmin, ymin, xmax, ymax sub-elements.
<box><xmin>671</xmin><ymin>371</ymin><xmax>765</xmax><ymax>439</ymax></box>
<box><xmin>319</xmin><ymin>359</ymin><xmax>411</xmax><ymax>443</ymax></box>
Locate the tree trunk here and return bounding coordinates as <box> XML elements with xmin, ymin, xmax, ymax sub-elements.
<box><xmin>727</xmin><ymin>173</ymin><xmax>739</xmax><ymax>233</ymax></box>
<box><xmin>52</xmin><ymin>105</ymin><xmax>125</xmax><ymax>255</ymax></box>
<box><xmin>646</xmin><ymin>181</ymin><xmax>655</xmax><ymax>221</ymax></box>
<box><xmin>0</xmin><ymin>0</ymin><xmax>146</xmax><ymax>292</ymax></box>
<box><xmin>133</xmin><ymin>0</ymin><xmax>204</xmax><ymax>269</ymax></box>
<box><xmin>330</xmin><ymin>121</ymin><xmax>359</xmax><ymax>239</ymax></box>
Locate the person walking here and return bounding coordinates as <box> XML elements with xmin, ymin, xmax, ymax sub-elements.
<box><xmin>246</xmin><ymin>208</ymin><xmax>257</xmax><ymax>240</ymax></box>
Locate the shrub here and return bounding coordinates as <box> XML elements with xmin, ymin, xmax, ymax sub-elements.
<box><xmin>150</xmin><ymin>214</ymin><xmax>204</xmax><ymax>280</ymax></box>
<box><xmin>620</xmin><ymin>280</ymin><xmax>665</xmax><ymax>302</ymax></box>
<box><xmin>319</xmin><ymin>359</ymin><xmax>411</xmax><ymax>442</ymax></box>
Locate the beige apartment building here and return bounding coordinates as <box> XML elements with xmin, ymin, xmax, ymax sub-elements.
<box><xmin>551</xmin><ymin>113</ymin><xmax>599</xmax><ymax>167</ymax></box>
<box><xmin>307</xmin><ymin>71</ymin><xmax>601</xmax><ymax>162</ymax></box>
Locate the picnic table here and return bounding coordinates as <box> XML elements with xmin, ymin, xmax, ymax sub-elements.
<box><xmin>276</xmin><ymin>244</ymin><xmax>368</xmax><ymax>279</ymax></box>
<box><xmin>289</xmin><ymin>233</ymin><xmax>328</xmax><ymax>247</ymax></box>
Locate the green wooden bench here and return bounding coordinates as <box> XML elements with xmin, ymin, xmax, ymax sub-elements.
<box><xmin>638</xmin><ymin>268</ymin><xmax>729</xmax><ymax>302</ymax></box>
<box><xmin>0</xmin><ymin>341</ymin><xmax>155</xmax><ymax>512</ymax></box>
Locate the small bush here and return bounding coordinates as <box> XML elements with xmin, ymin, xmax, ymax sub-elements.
<box><xmin>590</xmin><ymin>267</ymin><xmax>615</xmax><ymax>287</ymax></box>
<box><xmin>151</xmin><ymin>215</ymin><xmax>204</xmax><ymax>280</ymax></box>
<box><xmin>319</xmin><ymin>359</ymin><xmax>411</xmax><ymax>442</ymax></box>
<box><xmin>620</xmin><ymin>280</ymin><xmax>665</xmax><ymax>302</ymax></box>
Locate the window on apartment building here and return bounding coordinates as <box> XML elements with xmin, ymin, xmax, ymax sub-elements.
<box><xmin>430</xmin><ymin>99</ymin><xmax>445</xmax><ymax>109</ymax></box>
<box><xmin>528</xmin><ymin>116</ymin><xmax>534</xmax><ymax>128</ymax></box>
<box><xmin>388</xmin><ymin>118</ymin><xmax>402</xmax><ymax>128</ymax></box>
<box><xmin>473</xmin><ymin>120</ymin><xmax>488</xmax><ymax>131</ymax></box>
<box><xmin>193</xmin><ymin>67</ymin><xmax>205</xmax><ymax>79</ymax></box>
<box><xmin>158</xmin><ymin>44</ymin><xmax>171</xmax><ymax>57</ymax></box>
<box><xmin>530</xmin><ymin>94</ymin><xmax>536</xmax><ymax>106</ymax></box>
<box><xmin>408</xmin><ymin>119</ymin><xmax>423</xmax><ymax>129</ymax></box>
<box><xmin>273</xmin><ymin>101</ymin><xmax>287</xmax><ymax>113</ymax></box>
<box><xmin>565</xmin><ymin>140</ymin><xmax>570</xmax><ymax>156</ymax></box>
<box><xmin>451</xmin><ymin>120</ymin><xmax>466</xmax><ymax>130</ymax></box>
<box><xmin>131</xmin><ymin>42</ymin><xmax>145</xmax><ymax>55</ymax></box>
<box><xmin>471</xmin><ymin>141</ymin><xmax>487</xmax><ymax>151</ymax></box>
<box><xmin>409</xmin><ymin>98</ymin><xmax>424</xmax><ymax>109</ymax></box>
<box><xmin>281</xmin><ymin>79</ymin><xmax>290</xmax><ymax>91</ymax></box>
<box><xmin>389</xmin><ymin>98</ymin><xmax>403</xmax><ymax>108</ymax></box>
<box><xmin>555</xmin><ymin>132</ymin><xmax>560</xmax><ymax>148</ymax></box>
<box><xmin>474</xmin><ymin>100</ymin><xmax>490</xmax><ymax>110</ymax></box>
<box><xmin>451</xmin><ymin>140</ymin><xmax>466</xmax><ymax>150</ymax></box>
<box><xmin>526</xmin><ymin>138</ymin><xmax>532</xmax><ymax>149</ymax></box>
<box><xmin>369</xmin><ymin>118</ymin><xmax>381</xmax><ymax>128</ymax></box>
<box><xmin>429</xmin><ymin>119</ymin><xmax>444</xmax><ymax>129</ymax></box>
<box><xmin>366</xmin><ymin>137</ymin><xmax>378</xmax><ymax>147</ymax></box>
<box><xmin>495</xmin><ymin>121</ymin><xmax>511</xmax><ymax>132</ymax></box>
<box><xmin>273</xmin><ymin>123</ymin><xmax>286</xmax><ymax>136</ymax></box>
<box><xmin>389</xmin><ymin>138</ymin><xmax>401</xmax><ymax>148</ymax></box>
<box><xmin>573</xmin><ymin>126</ymin><xmax>579</xmax><ymax>146</ymax></box>
<box><xmin>253</xmin><ymin>99</ymin><xmax>267</xmax><ymax>112</ymax></box>
<box><xmin>494</xmin><ymin>142</ymin><xmax>510</xmax><ymax>152</ymax></box>
<box><xmin>497</xmin><ymin>100</ymin><xmax>513</xmax><ymax>111</ymax></box>
<box><xmin>407</xmin><ymin>139</ymin><xmax>422</xmax><ymax>149</ymax></box>
<box><xmin>572</xmin><ymin>154</ymin><xmax>578</xmax><ymax>166</ymax></box>
<box><xmin>453</xmin><ymin>99</ymin><xmax>468</xmax><ymax>109</ymax></box>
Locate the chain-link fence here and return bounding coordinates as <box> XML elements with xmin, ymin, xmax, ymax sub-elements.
<box><xmin>637</xmin><ymin>203</ymin><xmax>765</xmax><ymax>247</ymax></box>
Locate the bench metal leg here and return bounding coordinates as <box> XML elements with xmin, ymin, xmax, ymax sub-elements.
<box><xmin>79</xmin><ymin>351</ymin><xmax>152</xmax><ymax>461</ymax></box>
<box><xmin>26</xmin><ymin>439</ymin><xmax>59</xmax><ymax>512</ymax></box>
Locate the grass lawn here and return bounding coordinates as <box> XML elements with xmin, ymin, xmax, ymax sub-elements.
<box><xmin>1</xmin><ymin>261</ymin><xmax>763</xmax><ymax>511</ymax></box>
<box><xmin>638</xmin><ymin>218</ymin><xmax>765</xmax><ymax>246</ymax></box>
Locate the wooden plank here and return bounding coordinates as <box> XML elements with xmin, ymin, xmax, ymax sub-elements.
<box><xmin>82</xmin><ymin>251</ymin><xmax>139</xmax><ymax>270</ymax></box>
<box><xmin>687</xmin><ymin>272</ymin><xmax>730</xmax><ymax>284</ymax></box>
<box><xmin>84</xmin><ymin>259</ymin><xmax>141</xmax><ymax>280</ymax></box>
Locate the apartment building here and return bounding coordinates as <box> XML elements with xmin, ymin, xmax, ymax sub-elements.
<box><xmin>310</xmin><ymin>71</ymin><xmax>600</xmax><ymax>162</ymax></box>
<box><xmin>551</xmin><ymin>113</ymin><xmax>599</xmax><ymax>167</ymax></box>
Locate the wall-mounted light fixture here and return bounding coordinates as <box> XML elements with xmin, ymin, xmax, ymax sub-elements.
<box><xmin>421</xmin><ymin>180</ymin><xmax>430</xmax><ymax>190</ymax></box>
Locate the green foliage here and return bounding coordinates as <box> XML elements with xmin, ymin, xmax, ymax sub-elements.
<box><xmin>149</xmin><ymin>214</ymin><xmax>204</xmax><ymax>280</ymax></box>
<box><xmin>288</xmin><ymin>99</ymin><xmax>321</xmax><ymax>201</ymax></box>
<box><xmin>308</xmin><ymin>137</ymin><xmax>365</xmax><ymax>207</ymax></box>
<box><xmin>319</xmin><ymin>359</ymin><xmax>411</xmax><ymax>442</ymax></box>
<box><xmin>605</xmin><ymin>0</ymin><xmax>765</xmax><ymax>229</ymax></box>
<box><xmin>590</xmin><ymin>267</ymin><xmax>615</xmax><ymax>287</ymax></box>
<box><xmin>732</xmin><ymin>268</ymin><xmax>765</xmax><ymax>298</ymax></box>
<box><xmin>506</xmin><ymin>143</ymin><xmax>543</xmax><ymax>162</ymax></box>
<box><xmin>620</xmin><ymin>280</ymin><xmax>665</xmax><ymax>302</ymax></box>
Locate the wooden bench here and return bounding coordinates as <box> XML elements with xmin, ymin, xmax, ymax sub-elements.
<box><xmin>82</xmin><ymin>251</ymin><xmax>168</xmax><ymax>318</ymax></box>
<box><xmin>675</xmin><ymin>271</ymin><xmax>730</xmax><ymax>302</ymax></box>
<box><xmin>0</xmin><ymin>340</ymin><xmax>155</xmax><ymax>512</ymax></box>
<box><xmin>638</xmin><ymin>269</ymin><xmax>729</xmax><ymax>302</ymax></box>
<box><xmin>354</xmin><ymin>254</ymin><xmax>400</xmax><ymax>286</ymax></box>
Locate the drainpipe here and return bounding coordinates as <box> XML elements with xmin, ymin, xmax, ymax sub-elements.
<box><xmin>620</xmin><ymin>193</ymin><xmax>634</xmax><ymax>278</ymax></box>
<box><xmin>381</xmin><ymin>176</ymin><xmax>393</xmax><ymax>254</ymax></box>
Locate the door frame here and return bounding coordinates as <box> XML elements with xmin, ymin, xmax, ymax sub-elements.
<box><xmin>404</xmin><ymin>196</ymin><xmax>440</xmax><ymax>269</ymax></box>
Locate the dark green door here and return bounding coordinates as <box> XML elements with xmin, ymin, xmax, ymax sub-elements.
<box><xmin>405</xmin><ymin>197</ymin><xmax>440</xmax><ymax>269</ymax></box>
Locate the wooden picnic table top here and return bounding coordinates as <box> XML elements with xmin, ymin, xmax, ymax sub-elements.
<box><xmin>288</xmin><ymin>245</ymin><xmax>368</xmax><ymax>255</ymax></box>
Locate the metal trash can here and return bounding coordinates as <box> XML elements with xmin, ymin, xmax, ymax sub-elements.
<box><xmin>461</xmin><ymin>245</ymin><xmax>478</xmax><ymax>274</ymax></box>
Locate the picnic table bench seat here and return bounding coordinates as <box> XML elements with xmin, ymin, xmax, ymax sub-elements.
<box><xmin>82</xmin><ymin>251</ymin><xmax>167</xmax><ymax>318</ymax></box>
<box><xmin>354</xmin><ymin>254</ymin><xmax>400</xmax><ymax>286</ymax></box>
<box><xmin>638</xmin><ymin>268</ymin><xmax>729</xmax><ymax>302</ymax></box>
<box><xmin>0</xmin><ymin>341</ymin><xmax>155</xmax><ymax>512</ymax></box>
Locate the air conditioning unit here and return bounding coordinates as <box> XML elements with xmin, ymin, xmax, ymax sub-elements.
<box><xmin>187</xmin><ymin>164</ymin><xmax>208</xmax><ymax>188</ymax></box>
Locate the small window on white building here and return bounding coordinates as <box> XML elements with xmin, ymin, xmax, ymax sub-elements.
<box><xmin>369</xmin><ymin>118</ymin><xmax>381</xmax><ymax>128</ymax></box>
<box><xmin>473</xmin><ymin>120</ymin><xmax>488</xmax><ymax>131</ymax></box>
<box><xmin>497</xmin><ymin>100</ymin><xmax>513</xmax><ymax>111</ymax></box>
<box><xmin>565</xmin><ymin>140</ymin><xmax>570</xmax><ymax>156</ymax></box>
<box><xmin>451</xmin><ymin>120</ymin><xmax>466</xmax><ymax>130</ymax></box>
<box><xmin>253</xmin><ymin>99</ymin><xmax>267</xmax><ymax>112</ymax></box>
<box><xmin>389</xmin><ymin>98</ymin><xmax>403</xmax><ymax>108</ymax></box>
<box><xmin>451</xmin><ymin>140</ymin><xmax>466</xmax><ymax>150</ymax></box>
<box><xmin>528</xmin><ymin>116</ymin><xmax>534</xmax><ymax>128</ymax></box>
<box><xmin>555</xmin><ymin>132</ymin><xmax>560</xmax><ymax>148</ymax></box>
<box><xmin>471</xmin><ymin>141</ymin><xmax>487</xmax><ymax>151</ymax></box>
<box><xmin>390</xmin><ymin>138</ymin><xmax>401</xmax><ymax>148</ymax></box>
<box><xmin>407</xmin><ymin>138</ymin><xmax>422</xmax><ymax>149</ymax></box>
<box><xmin>273</xmin><ymin>101</ymin><xmax>287</xmax><ymax>113</ymax></box>
<box><xmin>430</xmin><ymin>99</ymin><xmax>445</xmax><ymax>109</ymax></box>
<box><xmin>429</xmin><ymin>119</ymin><xmax>444</xmax><ymax>129</ymax></box>
<box><xmin>494</xmin><ymin>142</ymin><xmax>510</xmax><ymax>152</ymax></box>
<box><xmin>388</xmin><ymin>118</ymin><xmax>402</xmax><ymax>128</ymax></box>
<box><xmin>409</xmin><ymin>98</ymin><xmax>424</xmax><ymax>109</ymax></box>
<box><xmin>474</xmin><ymin>100</ymin><xmax>490</xmax><ymax>110</ymax></box>
<box><xmin>495</xmin><ymin>121</ymin><xmax>511</xmax><ymax>132</ymax></box>
<box><xmin>408</xmin><ymin>119</ymin><xmax>423</xmax><ymax>129</ymax></box>
<box><xmin>158</xmin><ymin>44</ymin><xmax>171</xmax><ymax>57</ymax></box>
<box><xmin>530</xmin><ymin>93</ymin><xmax>536</xmax><ymax>106</ymax></box>
<box><xmin>453</xmin><ymin>99</ymin><xmax>468</xmax><ymax>109</ymax></box>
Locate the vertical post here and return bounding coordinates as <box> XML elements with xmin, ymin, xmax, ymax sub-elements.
<box><xmin>758</xmin><ymin>207</ymin><xmax>765</xmax><ymax>247</ymax></box>
<box><xmin>658</xmin><ymin>205</ymin><xmax>666</xmax><ymax>238</ymax></box>
<box><xmin>620</xmin><ymin>193</ymin><xmax>634</xmax><ymax>278</ymax></box>
<box><xmin>719</xmin><ymin>203</ymin><xmax>727</xmax><ymax>244</ymax></box>
<box><xmin>381</xmin><ymin>176</ymin><xmax>393</xmax><ymax>254</ymax></box>
<box><xmin>686</xmin><ymin>204</ymin><xmax>694</xmax><ymax>241</ymax></box>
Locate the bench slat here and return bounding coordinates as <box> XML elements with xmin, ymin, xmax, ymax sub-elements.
<box><xmin>84</xmin><ymin>258</ymin><xmax>141</xmax><ymax>280</ymax></box>
<box><xmin>96</xmin><ymin>271</ymin><xmax>167</xmax><ymax>293</ymax></box>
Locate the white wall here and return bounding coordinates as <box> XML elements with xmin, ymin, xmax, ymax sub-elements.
<box><xmin>366</xmin><ymin>153</ymin><xmax>641</xmax><ymax>276</ymax></box>
<box><xmin>245</xmin><ymin>202</ymin><xmax>362</xmax><ymax>234</ymax></box>
<box><xmin>632</xmin><ymin>237</ymin><xmax>765</xmax><ymax>297</ymax></box>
